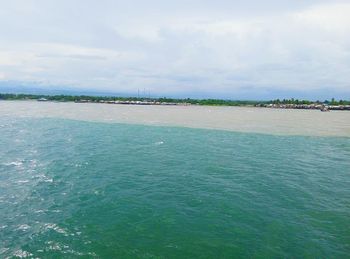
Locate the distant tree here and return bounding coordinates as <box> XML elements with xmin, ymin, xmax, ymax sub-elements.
<box><xmin>330</xmin><ymin>98</ymin><xmax>337</xmax><ymax>105</ymax></box>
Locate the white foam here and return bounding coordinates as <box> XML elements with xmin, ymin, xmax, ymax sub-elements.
<box><xmin>0</xmin><ymin>225</ymin><xmax>8</xmax><ymax>229</ymax></box>
<box><xmin>47</xmin><ymin>242</ymin><xmax>62</xmax><ymax>251</ymax></box>
<box><xmin>0</xmin><ymin>247</ymin><xmax>9</xmax><ymax>255</ymax></box>
<box><xmin>12</xmin><ymin>250</ymin><xmax>33</xmax><ymax>258</ymax></box>
<box><xmin>34</xmin><ymin>174</ymin><xmax>53</xmax><ymax>183</ymax></box>
<box><xmin>17</xmin><ymin>224</ymin><xmax>31</xmax><ymax>231</ymax></box>
<box><xmin>4</xmin><ymin>161</ymin><xmax>23</xmax><ymax>166</ymax></box>
<box><xmin>44</xmin><ymin>223</ymin><xmax>68</xmax><ymax>236</ymax></box>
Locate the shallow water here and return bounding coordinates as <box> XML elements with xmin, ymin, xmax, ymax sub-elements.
<box><xmin>1</xmin><ymin>117</ymin><xmax>349</xmax><ymax>258</ymax></box>
<box><xmin>1</xmin><ymin>101</ymin><xmax>350</xmax><ymax>136</ymax></box>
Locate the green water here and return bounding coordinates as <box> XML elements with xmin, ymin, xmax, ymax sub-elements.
<box><xmin>1</xmin><ymin>117</ymin><xmax>349</xmax><ymax>258</ymax></box>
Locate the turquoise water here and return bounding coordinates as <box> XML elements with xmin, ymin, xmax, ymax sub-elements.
<box><xmin>1</xmin><ymin>117</ymin><xmax>349</xmax><ymax>258</ymax></box>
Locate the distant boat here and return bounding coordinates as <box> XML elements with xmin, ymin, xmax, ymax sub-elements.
<box><xmin>37</xmin><ymin>98</ymin><xmax>48</xmax><ymax>102</ymax></box>
<box><xmin>320</xmin><ymin>106</ymin><xmax>329</xmax><ymax>112</ymax></box>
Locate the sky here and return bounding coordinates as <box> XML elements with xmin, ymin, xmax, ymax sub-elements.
<box><xmin>0</xmin><ymin>0</ymin><xmax>350</xmax><ymax>99</ymax></box>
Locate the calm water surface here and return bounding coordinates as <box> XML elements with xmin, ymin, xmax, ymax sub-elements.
<box><xmin>0</xmin><ymin>102</ymin><xmax>350</xmax><ymax>258</ymax></box>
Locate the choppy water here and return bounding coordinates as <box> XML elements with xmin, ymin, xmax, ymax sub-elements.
<box><xmin>1</xmin><ymin>117</ymin><xmax>350</xmax><ymax>258</ymax></box>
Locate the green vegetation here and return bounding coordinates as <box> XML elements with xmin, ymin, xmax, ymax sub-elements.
<box><xmin>269</xmin><ymin>98</ymin><xmax>350</xmax><ymax>105</ymax></box>
<box><xmin>158</xmin><ymin>97</ymin><xmax>260</xmax><ymax>106</ymax></box>
<box><xmin>0</xmin><ymin>93</ymin><xmax>349</xmax><ymax>106</ymax></box>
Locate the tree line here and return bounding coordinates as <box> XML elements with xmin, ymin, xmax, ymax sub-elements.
<box><xmin>0</xmin><ymin>93</ymin><xmax>349</xmax><ymax>106</ymax></box>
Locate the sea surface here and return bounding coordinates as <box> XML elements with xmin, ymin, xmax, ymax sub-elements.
<box><xmin>1</xmin><ymin>103</ymin><xmax>350</xmax><ymax>258</ymax></box>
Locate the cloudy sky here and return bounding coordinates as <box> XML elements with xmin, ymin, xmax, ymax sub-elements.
<box><xmin>0</xmin><ymin>0</ymin><xmax>349</xmax><ymax>99</ymax></box>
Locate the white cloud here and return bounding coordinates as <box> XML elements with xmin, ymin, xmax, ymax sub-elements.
<box><xmin>114</xmin><ymin>25</ymin><xmax>162</xmax><ymax>42</ymax></box>
<box><xmin>293</xmin><ymin>3</ymin><xmax>350</xmax><ymax>32</ymax></box>
<box><xmin>0</xmin><ymin>1</ymin><xmax>349</xmax><ymax>98</ymax></box>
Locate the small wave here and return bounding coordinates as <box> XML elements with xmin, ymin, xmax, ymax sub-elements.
<box><xmin>3</xmin><ymin>161</ymin><xmax>23</xmax><ymax>166</ymax></box>
<box><xmin>155</xmin><ymin>141</ymin><xmax>164</xmax><ymax>145</ymax></box>
<box><xmin>29</xmin><ymin>159</ymin><xmax>38</xmax><ymax>166</ymax></box>
<box><xmin>35</xmin><ymin>209</ymin><xmax>61</xmax><ymax>214</ymax></box>
<box><xmin>46</xmin><ymin>241</ymin><xmax>63</xmax><ymax>251</ymax></box>
<box><xmin>44</xmin><ymin>223</ymin><xmax>68</xmax><ymax>236</ymax></box>
<box><xmin>17</xmin><ymin>180</ymin><xmax>30</xmax><ymax>184</ymax></box>
<box><xmin>17</xmin><ymin>224</ymin><xmax>31</xmax><ymax>231</ymax></box>
<box><xmin>12</xmin><ymin>250</ymin><xmax>33</xmax><ymax>258</ymax></box>
<box><xmin>44</xmin><ymin>242</ymin><xmax>86</xmax><ymax>256</ymax></box>
<box><xmin>63</xmin><ymin>249</ymin><xmax>85</xmax><ymax>256</ymax></box>
<box><xmin>0</xmin><ymin>225</ymin><xmax>8</xmax><ymax>230</ymax></box>
<box><xmin>73</xmin><ymin>161</ymin><xmax>89</xmax><ymax>167</ymax></box>
<box><xmin>0</xmin><ymin>248</ymin><xmax>9</xmax><ymax>255</ymax></box>
<box><xmin>33</xmin><ymin>174</ymin><xmax>53</xmax><ymax>183</ymax></box>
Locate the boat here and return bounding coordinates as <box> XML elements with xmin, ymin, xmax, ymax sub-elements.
<box><xmin>320</xmin><ymin>106</ymin><xmax>329</xmax><ymax>112</ymax></box>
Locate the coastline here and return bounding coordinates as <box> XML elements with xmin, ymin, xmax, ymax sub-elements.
<box><xmin>2</xmin><ymin>93</ymin><xmax>350</xmax><ymax>111</ymax></box>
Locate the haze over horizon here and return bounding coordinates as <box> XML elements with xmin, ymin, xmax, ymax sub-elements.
<box><xmin>1</xmin><ymin>0</ymin><xmax>350</xmax><ymax>99</ymax></box>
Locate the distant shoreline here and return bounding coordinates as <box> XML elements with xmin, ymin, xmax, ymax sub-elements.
<box><xmin>1</xmin><ymin>93</ymin><xmax>350</xmax><ymax>111</ymax></box>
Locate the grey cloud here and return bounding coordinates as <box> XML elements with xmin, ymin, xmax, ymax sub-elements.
<box><xmin>0</xmin><ymin>0</ymin><xmax>349</xmax><ymax>99</ymax></box>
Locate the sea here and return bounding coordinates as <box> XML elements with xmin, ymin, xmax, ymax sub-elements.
<box><xmin>0</xmin><ymin>102</ymin><xmax>349</xmax><ymax>258</ymax></box>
